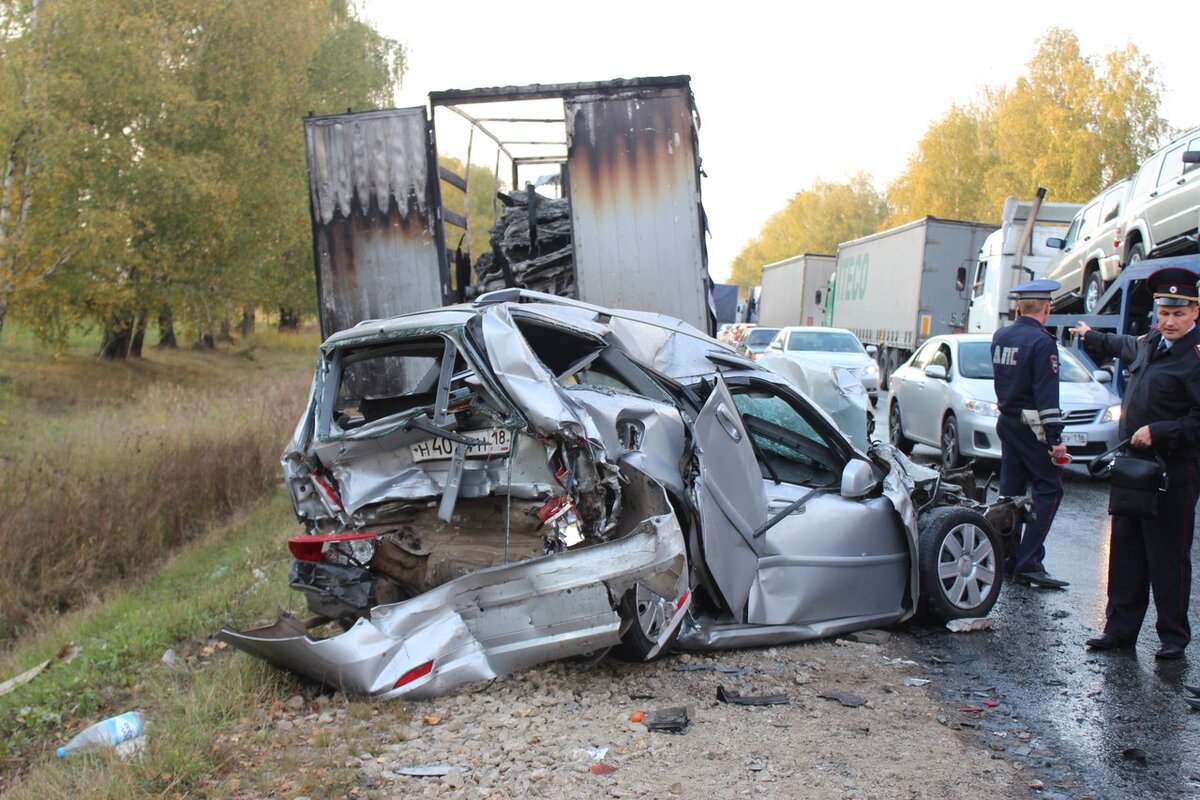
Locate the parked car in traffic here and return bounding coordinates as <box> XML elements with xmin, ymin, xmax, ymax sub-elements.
<box><xmin>737</xmin><ymin>325</ymin><xmax>781</xmax><ymax>359</ymax></box>
<box><xmin>761</xmin><ymin>326</ymin><xmax>880</xmax><ymax>404</ymax></box>
<box><xmin>1117</xmin><ymin>127</ymin><xmax>1200</xmax><ymax>265</ymax></box>
<box><xmin>220</xmin><ymin>291</ymin><xmax>1025</xmax><ymax>700</ymax></box>
<box><xmin>1046</xmin><ymin>178</ymin><xmax>1132</xmax><ymax>313</ymax></box>
<box><xmin>887</xmin><ymin>333</ymin><xmax>1121</xmax><ymax>469</ymax></box>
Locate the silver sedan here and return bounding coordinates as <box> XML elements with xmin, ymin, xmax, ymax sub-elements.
<box><xmin>887</xmin><ymin>333</ymin><xmax>1121</xmax><ymax>469</ymax></box>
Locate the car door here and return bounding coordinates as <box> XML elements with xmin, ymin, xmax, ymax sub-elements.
<box><xmin>724</xmin><ymin>377</ymin><xmax>909</xmax><ymax>627</ymax></box>
<box><xmin>891</xmin><ymin>341</ymin><xmax>939</xmax><ymax>444</ymax></box>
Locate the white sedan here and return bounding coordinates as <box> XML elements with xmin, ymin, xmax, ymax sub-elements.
<box><xmin>760</xmin><ymin>326</ymin><xmax>880</xmax><ymax>404</ymax></box>
<box><xmin>886</xmin><ymin>333</ymin><xmax>1122</xmax><ymax>469</ymax></box>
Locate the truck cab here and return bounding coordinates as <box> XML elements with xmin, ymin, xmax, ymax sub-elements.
<box><xmin>965</xmin><ymin>196</ymin><xmax>1081</xmax><ymax>334</ymax></box>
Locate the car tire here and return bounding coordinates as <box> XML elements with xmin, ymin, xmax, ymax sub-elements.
<box><xmin>1082</xmin><ymin>271</ymin><xmax>1107</xmax><ymax>314</ymax></box>
<box><xmin>888</xmin><ymin>402</ymin><xmax>914</xmax><ymax>454</ymax></box>
<box><xmin>1128</xmin><ymin>242</ymin><xmax>1145</xmax><ymax>266</ymax></box>
<box><xmin>917</xmin><ymin>506</ymin><xmax>1003</xmax><ymax>621</ymax></box>
<box><xmin>610</xmin><ymin>585</ymin><xmax>681</xmax><ymax>662</ymax></box>
<box><xmin>941</xmin><ymin>415</ymin><xmax>963</xmax><ymax>470</ymax></box>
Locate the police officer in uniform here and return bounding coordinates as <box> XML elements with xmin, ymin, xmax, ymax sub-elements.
<box><xmin>1071</xmin><ymin>266</ymin><xmax>1200</xmax><ymax>659</ymax></box>
<box><xmin>992</xmin><ymin>279</ymin><xmax>1070</xmax><ymax>589</ymax></box>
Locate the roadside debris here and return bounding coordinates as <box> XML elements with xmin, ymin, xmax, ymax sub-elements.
<box><xmin>642</xmin><ymin>706</ymin><xmax>691</xmax><ymax>734</ymax></box>
<box><xmin>946</xmin><ymin>618</ymin><xmax>994</xmax><ymax>633</ymax></box>
<box><xmin>818</xmin><ymin>690</ymin><xmax>867</xmax><ymax>708</ymax></box>
<box><xmin>902</xmin><ymin>677</ymin><xmax>931</xmax><ymax>687</ymax></box>
<box><xmin>0</xmin><ymin>643</ymin><xmax>79</xmax><ymax>698</ymax></box>
<box><xmin>716</xmin><ymin>686</ymin><xmax>789</xmax><ymax>706</ymax></box>
<box><xmin>397</xmin><ymin>765</ymin><xmax>468</xmax><ymax>777</ymax></box>
<box><xmin>56</xmin><ymin>711</ymin><xmax>144</xmax><ymax>759</ymax></box>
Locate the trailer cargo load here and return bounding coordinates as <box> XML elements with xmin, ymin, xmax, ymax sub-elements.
<box><xmin>757</xmin><ymin>254</ymin><xmax>835</xmax><ymax>328</ymax></box>
<box><xmin>304</xmin><ymin>76</ymin><xmax>713</xmax><ymax>338</ymax></box>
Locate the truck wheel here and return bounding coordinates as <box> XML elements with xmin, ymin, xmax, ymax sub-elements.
<box><xmin>1082</xmin><ymin>271</ymin><xmax>1106</xmax><ymax>314</ymax></box>
<box><xmin>1128</xmin><ymin>242</ymin><xmax>1145</xmax><ymax>266</ymax></box>
<box><xmin>888</xmin><ymin>402</ymin><xmax>914</xmax><ymax>454</ymax></box>
<box><xmin>918</xmin><ymin>507</ymin><xmax>1002</xmax><ymax>621</ymax></box>
<box><xmin>941</xmin><ymin>415</ymin><xmax>962</xmax><ymax>469</ymax></box>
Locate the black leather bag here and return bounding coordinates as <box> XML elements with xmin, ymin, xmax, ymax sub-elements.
<box><xmin>1089</xmin><ymin>438</ymin><xmax>1168</xmax><ymax>517</ymax></box>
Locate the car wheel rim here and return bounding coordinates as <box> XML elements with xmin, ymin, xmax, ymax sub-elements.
<box><xmin>889</xmin><ymin>408</ymin><xmax>902</xmax><ymax>444</ymax></box>
<box><xmin>1129</xmin><ymin>250</ymin><xmax>1142</xmax><ymax>265</ymax></box>
<box><xmin>936</xmin><ymin>523</ymin><xmax>996</xmax><ymax>609</ymax></box>
<box><xmin>632</xmin><ymin>584</ymin><xmax>668</xmax><ymax>638</ymax></box>
<box><xmin>1084</xmin><ymin>279</ymin><xmax>1100</xmax><ymax>313</ymax></box>
<box><xmin>942</xmin><ymin>423</ymin><xmax>957</xmax><ymax>466</ymax></box>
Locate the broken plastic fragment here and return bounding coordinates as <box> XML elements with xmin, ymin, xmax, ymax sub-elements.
<box><xmin>946</xmin><ymin>617</ymin><xmax>994</xmax><ymax>633</ymax></box>
<box><xmin>902</xmin><ymin>677</ymin><xmax>931</xmax><ymax>687</ymax></box>
<box><xmin>818</xmin><ymin>690</ymin><xmax>867</xmax><ymax>708</ymax></box>
<box><xmin>397</xmin><ymin>765</ymin><xmax>468</xmax><ymax>777</ymax></box>
<box><xmin>716</xmin><ymin>685</ymin><xmax>789</xmax><ymax>706</ymax></box>
<box><xmin>642</xmin><ymin>706</ymin><xmax>691</xmax><ymax>733</ymax></box>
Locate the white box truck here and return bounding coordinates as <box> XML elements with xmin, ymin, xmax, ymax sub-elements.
<box><xmin>829</xmin><ymin>216</ymin><xmax>998</xmax><ymax>387</ymax></box>
<box><xmin>964</xmin><ymin>192</ymin><xmax>1081</xmax><ymax>334</ymax></box>
<box><xmin>757</xmin><ymin>254</ymin><xmax>835</xmax><ymax>328</ymax></box>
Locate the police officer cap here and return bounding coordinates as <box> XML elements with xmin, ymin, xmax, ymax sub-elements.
<box><xmin>1146</xmin><ymin>266</ymin><xmax>1200</xmax><ymax>307</ymax></box>
<box><xmin>1009</xmin><ymin>279</ymin><xmax>1060</xmax><ymax>300</ymax></box>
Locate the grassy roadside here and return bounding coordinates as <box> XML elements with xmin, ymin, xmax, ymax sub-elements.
<box><xmin>0</xmin><ymin>489</ymin><xmax>357</xmax><ymax>797</ymax></box>
<box><xmin>0</xmin><ymin>326</ymin><xmax>318</xmax><ymax>639</ymax></box>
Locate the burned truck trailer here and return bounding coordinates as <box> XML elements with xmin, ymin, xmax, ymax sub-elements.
<box><xmin>304</xmin><ymin>76</ymin><xmax>714</xmax><ymax>337</ymax></box>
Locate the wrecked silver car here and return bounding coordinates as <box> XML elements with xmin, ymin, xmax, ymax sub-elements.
<box><xmin>221</xmin><ymin>290</ymin><xmax>1024</xmax><ymax>699</ymax></box>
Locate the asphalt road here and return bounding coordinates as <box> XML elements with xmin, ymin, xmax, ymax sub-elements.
<box><xmin>901</xmin><ymin>441</ymin><xmax>1200</xmax><ymax>799</ymax></box>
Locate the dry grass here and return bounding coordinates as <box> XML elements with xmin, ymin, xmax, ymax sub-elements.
<box><xmin>0</xmin><ymin>326</ymin><xmax>319</xmax><ymax>642</ymax></box>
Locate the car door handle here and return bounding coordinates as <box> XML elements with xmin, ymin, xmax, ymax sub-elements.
<box><xmin>1150</xmin><ymin>190</ymin><xmax>1159</xmax><ymax>198</ymax></box>
<box><xmin>715</xmin><ymin>403</ymin><xmax>742</xmax><ymax>443</ymax></box>
<box><xmin>1178</xmin><ymin>178</ymin><xmax>1188</xmax><ymax>185</ymax></box>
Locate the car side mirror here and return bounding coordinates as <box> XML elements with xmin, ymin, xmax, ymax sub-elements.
<box><xmin>924</xmin><ymin>364</ymin><xmax>948</xmax><ymax>380</ymax></box>
<box><xmin>1183</xmin><ymin>151</ymin><xmax>1200</xmax><ymax>164</ymax></box>
<box><xmin>865</xmin><ymin>344</ymin><xmax>878</xmax><ymax>357</ymax></box>
<box><xmin>1046</xmin><ymin>237</ymin><xmax>1065</xmax><ymax>250</ymax></box>
<box><xmin>1093</xmin><ymin>369</ymin><xmax>1111</xmax><ymax>384</ymax></box>
<box><xmin>955</xmin><ymin>266</ymin><xmax>966</xmax><ymax>291</ymax></box>
<box><xmin>840</xmin><ymin>459</ymin><xmax>877</xmax><ymax>499</ymax></box>
<box><xmin>815</xmin><ymin>290</ymin><xmax>823</xmax><ymax>306</ymax></box>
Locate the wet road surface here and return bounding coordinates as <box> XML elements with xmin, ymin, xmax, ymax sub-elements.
<box><xmin>902</xmin><ymin>446</ymin><xmax>1200</xmax><ymax>799</ymax></box>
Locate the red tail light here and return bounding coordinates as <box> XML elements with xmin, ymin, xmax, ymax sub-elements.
<box><xmin>310</xmin><ymin>472</ymin><xmax>344</xmax><ymax>511</ymax></box>
<box><xmin>394</xmin><ymin>660</ymin><xmax>433</xmax><ymax>688</ymax></box>
<box><xmin>1113</xmin><ymin>226</ymin><xmax>1122</xmax><ymax>249</ymax></box>
<box><xmin>287</xmin><ymin>531</ymin><xmax>377</xmax><ymax>562</ymax></box>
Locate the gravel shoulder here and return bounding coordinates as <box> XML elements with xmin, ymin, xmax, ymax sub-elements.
<box><xmin>221</xmin><ymin>632</ymin><xmax>1034</xmax><ymax>799</ymax></box>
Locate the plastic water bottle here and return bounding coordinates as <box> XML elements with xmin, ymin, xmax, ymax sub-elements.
<box><xmin>56</xmin><ymin>711</ymin><xmax>143</xmax><ymax>758</ymax></box>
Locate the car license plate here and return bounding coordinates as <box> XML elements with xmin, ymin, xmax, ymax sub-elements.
<box><xmin>1062</xmin><ymin>432</ymin><xmax>1087</xmax><ymax>447</ymax></box>
<box><xmin>410</xmin><ymin>428</ymin><xmax>512</xmax><ymax>462</ymax></box>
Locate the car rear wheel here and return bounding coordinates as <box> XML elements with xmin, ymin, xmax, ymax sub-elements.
<box><xmin>1082</xmin><ymin>271</ymin><xmax>1106</xmax><ymax>314</ymax></box>
<box><xmin>917</xmin><ymin>507</ymin><xmax>1002</xmax><ymax>621</ymax></box>
<box><xmin>941</xmin><ymin>415</ymin><xmax>962</xmax><ymax>469</ymax></box>
<box><xmin>888</xmin><ymin>402</ymin><xmax>914</xmax><ymax>454</ymax></box>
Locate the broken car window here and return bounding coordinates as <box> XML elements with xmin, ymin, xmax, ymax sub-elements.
<box><xmin>731</xmin><ymin>390</ymin><xmax>840</xmax><ymax>487</ymax></box>
<box><xmin>332</xmin><ymin>337</ymin><xmax>470</xmax><ymax>430</ymax></box>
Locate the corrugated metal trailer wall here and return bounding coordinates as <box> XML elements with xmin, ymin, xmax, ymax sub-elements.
<box><xmin>564</xmin><ymin>82</ymin><xmax>710</xmax><ymax>331</ymax></box>
<box><xmin>304</xmin><ymin>108</ymin><xmax>449</xmax><ymax>338</ymax></box>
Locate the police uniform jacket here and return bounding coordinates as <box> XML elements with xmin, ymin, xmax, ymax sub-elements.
<box><xmin>991</xmin><ymin>316</ymin><xmax>1064</xmax><ymax>446</ymax></box>
<box><xmin>1083</xmin><ymin>326</ymin><xmax>1200</xmax><ymax>459</ymax></box>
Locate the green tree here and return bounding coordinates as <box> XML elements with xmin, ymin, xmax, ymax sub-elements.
<box><xmin>730</xmin><ymin>173</ymin><xmax>888</xmax><ymax>287</ymax></box>
<box><xmin>0</xmin><ymin>0</ymin><xmax>404</xmax><ymax>353</ymax></box>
